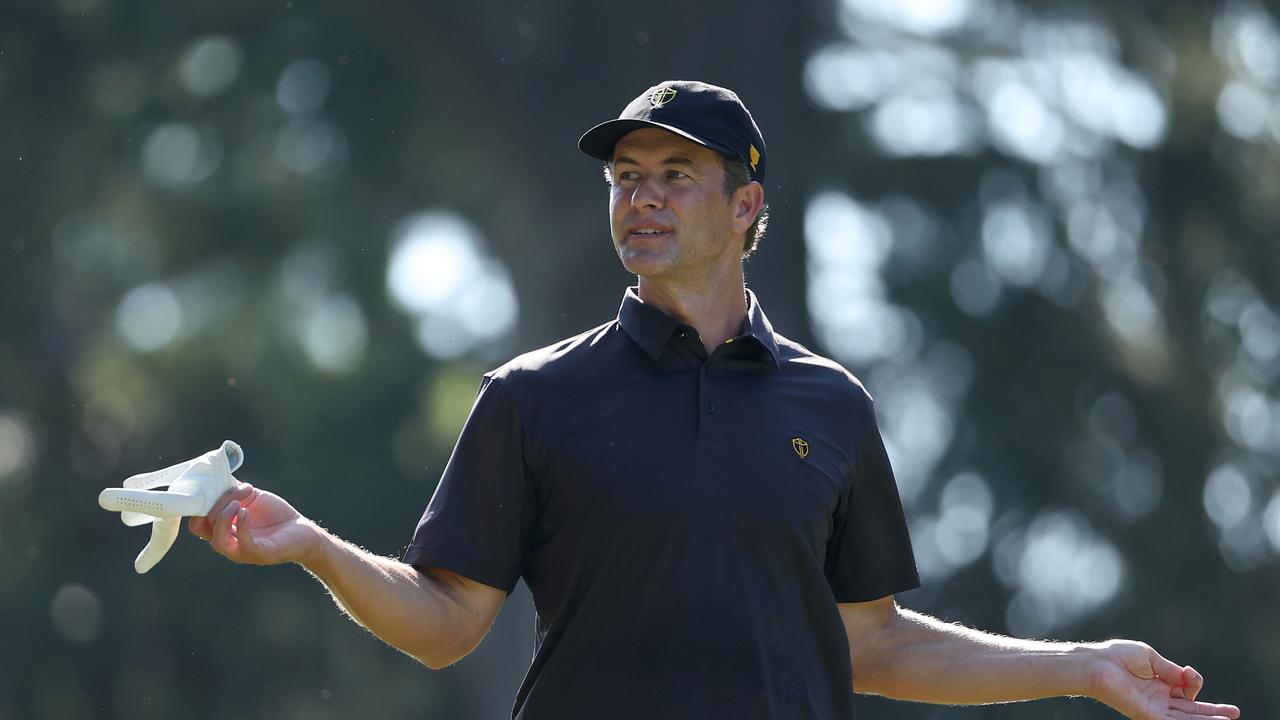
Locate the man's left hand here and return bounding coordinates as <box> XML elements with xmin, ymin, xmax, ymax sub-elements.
<box><xmin>1089</xmin><ymin>640</ymin><xmax>1240</xmax><ymax>719</ymax></box>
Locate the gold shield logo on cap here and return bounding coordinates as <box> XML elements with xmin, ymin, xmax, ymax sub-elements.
<box><xmin>792</xmin><ymin>437</ymin><xmax>809</xmax><ymax>459</ymax></box>
<box><xmin>749</xmin><ymin>145</ymin><xmax>761</xmax><ymax>171</ymax></box>
<box><xmin>650</xmin><ymin>87</ymin><xmax>677</xmax><ymax>108</ymax></box>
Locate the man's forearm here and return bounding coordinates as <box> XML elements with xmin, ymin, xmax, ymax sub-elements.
<box><xmin>299</xmin><ymin>526</ymin><xmax>485</xmax><ymax>669</ymax></box>
<box><xmin>853</xmin><ymin>606</ymin><xmax>1096</xmax><ymax>704</ymax></box>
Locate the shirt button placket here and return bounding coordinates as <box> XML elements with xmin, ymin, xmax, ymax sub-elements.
<box><xmin>698</xmin><ymin>363</ymin><xmax>722</xmax><ymax>437</ymax></box>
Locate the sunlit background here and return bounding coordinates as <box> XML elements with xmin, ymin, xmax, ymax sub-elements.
<box><xmin>2</xmin><ymin>0</ymin><xmax>1277</xmax><ymax>718</ymax></box>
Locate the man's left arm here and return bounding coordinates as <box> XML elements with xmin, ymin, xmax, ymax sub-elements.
<box><xmin>840</xmin><ymin>596</ymin><xmax>1241</xmax><ymax>719</ymax></box>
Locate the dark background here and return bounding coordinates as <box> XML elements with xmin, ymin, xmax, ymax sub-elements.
<box><xmin>1</xmin><ymin>0</ymin><xmax>1276</xmax><ymax>718</ymax></box>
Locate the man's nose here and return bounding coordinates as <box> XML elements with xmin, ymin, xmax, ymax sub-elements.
<box><xmin>630</xmin><ymin>177</ymin><xmax>664</xmax><ymax>210</ymax></box>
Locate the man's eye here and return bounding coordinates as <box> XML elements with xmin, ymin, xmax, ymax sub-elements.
<box><xmin>618</xmin><ymin>172</ymin><xmax>640</xmax><ymax>182</ymax></box>
<box><xmin>667</xmin><ymin>170</ymin><xmax>688</xmax><ymax>179</ymax></box>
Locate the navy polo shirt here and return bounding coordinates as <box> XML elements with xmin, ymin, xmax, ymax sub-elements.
<box><xmin>405</xmin><ymin>288</ymin><xmax>919</xmax><ymax>720</ymax></box>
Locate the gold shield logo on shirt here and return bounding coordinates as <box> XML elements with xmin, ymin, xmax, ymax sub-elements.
<box><xmin>650</xmin><ymin>87</ymin><xmax>677</xmax><ymax>107</ymax></box>
<box><xmin>792</xmin><ymin>437</ymin><xmax>809</xmax><ymax>459</ymax></box>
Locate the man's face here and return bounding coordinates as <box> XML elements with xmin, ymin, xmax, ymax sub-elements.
<box><xmin>608</xmin><ymin>128</ymin><xmax>740</xmax><ymax>282</ymax></box>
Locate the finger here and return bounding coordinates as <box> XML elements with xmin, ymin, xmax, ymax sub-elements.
<box><xmin>234</xmin><ymin>507</ymin><xmax>264</xmax><ymax>560</ymax></box>
<box><xmin>1169</xmin><ymin>696</ymin><xmax>1241</xmax><ymax>719</ymax></box>
<box><xmin>210</xmin><ymin>499</ymin><xmax>241</xmax><ymax>557</ymax></box>
<box><xmin>187</xmin><ymin>514</ymin><xmax>212</xmax><ymax>541</ymax></box>
<box><xmin>237</xmin><ymin>484</ymin><xmax>264</xmax><ymax>512</ymax></box>
<box><xmin>205</xmin><ymin>483</ymin><xmax>253</xmax><ymax>519</ymax></box>
<box><xmin>1182</xmin><ymin>666</ymin><xmax>1204</xmax><ymax>702</ymax></box>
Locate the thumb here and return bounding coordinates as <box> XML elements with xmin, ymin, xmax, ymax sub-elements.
<box><xmin>1146</xmin><ymin>646</ymin><xmax>1200</xmax><ymax>698</ymax></box>
<box><xmin>232</xmin><ymin>507</ymin><xmax>264</xmax><ymax>560</ymax></box>
<box><xmin>1146</xmin><ymin>648</ymin><xmax>1182</xmax><ymax>682</ymax></box>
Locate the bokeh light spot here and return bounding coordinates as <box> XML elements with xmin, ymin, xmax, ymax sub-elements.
<box><xmin>1217</xmin><ymin>81</ymin><xmax>1271</xmax><ymax>140</ymax></box>
<box><xmin>805</xmin><ymin>192</ymin><xmax>920</xmax><ymax>364</ymax></box>
<box><xmin>804</xmin><ymin>45</ymin><xmax>898</xmax><ymax>112</ymax></box>
<box><xmin>276</xmin><ymin>119</ymin><xmax>348</xmax><ymax>179</ymax></box>
<box><xmin>386</xmin><ymin>211</ymin><xmax>519</xmax><ymax>360</ymax></box>
<box><xmin>141</xmin><ymin>124</ymin><xmax>222</xmax><ymax>188</ymax></box>
<box><xmin>178</xmin><ymin>36</ymin><xmax>243</xmax><ymax>98</ymax></box>
<box><xmin>839</xmin><ymin>0</ymin><xmax>975</xmax><ymax>37</ymax></box>
<box><xmin>1000</xmin><ymin>510</ymin><xmax>1125</xmax><ymax>635</ymax></box>
<box><xmin>50</xmin><ymin>584</ymin><xmax>102</xmax><ymax>644</ymax></box>
<box><xmin>117</xmin><ymin>283</ymin><xmax>183</xmax><ymax>352</ymax></box>
<box><xmin>1088</xmin><ymin>392</ymin><xmax>1138</xmax><ymax>446</ymax></box>
<box><xmin>0</xmin><ymin>411</ymin><xmax>36</xmax><ymax>482</ymax></box>
<box><xmin>276</xmin><ymin>59</ymin><xmax>331</xmax><ymax>115</ymax></box>
<box><xmin>870</xmin><ymin>89</ymin><xmax>978</xmax><ymax>156</ymax></box>
<box><xmin>300</xmin><ymin>295</ymin><xmax>368</xmax><ymax>374</ymax></box>
<box><xmin>985</xmin><ymin>81</ymin><xmax>1064</xmax><ymax>164</ymax></box>
<box><xmin>1204</xmin><ymin>464</ymin><xmax>1253</xmax><ymax>530</ymax></box>
<box><xmin>981</xmin><ymin>199</ymin><xmax>1051</xmax><ymax>287</ymax></box>
<box><xmin>1263</xmin><ymin>490</ymin><xmax>1280</xmax><ymax>553</ymax></box>
<box><xmin>950</xmin><ymin>258</ymin><xmax>1002</xmax><ymax>316</ymax></box>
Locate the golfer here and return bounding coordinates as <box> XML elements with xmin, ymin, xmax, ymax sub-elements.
<box><xmin>192</xmin><ymin>80</ymin><xmax>1241</xmax><ymax>720</ymax></box>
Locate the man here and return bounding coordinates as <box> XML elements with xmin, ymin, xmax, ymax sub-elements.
<box><xmin>191</xmin><ymin>81</ymin><xmax>1241</xmax><ymax>720</ymax></box>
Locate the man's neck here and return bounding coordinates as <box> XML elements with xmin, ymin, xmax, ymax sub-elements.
<box><xmin>635</xmin><ymin>272</ymin><xmax>749</xmax><ymax>354</ymax></box>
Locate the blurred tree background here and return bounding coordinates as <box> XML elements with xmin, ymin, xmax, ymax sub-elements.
<box><xmin>0</xmin><ymin>0</ymin><xmax>1276</xmax><ymax>717</ymax></box>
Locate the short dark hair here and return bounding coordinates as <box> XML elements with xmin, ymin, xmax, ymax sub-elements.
<box><xmin>720</xmin><ymin>155</ymin><xmax>769</xmax><ymax>259</ymax></box>
<box><xmin>602</xmin><ymin>156</ymin><xmax>770</xmax><ymax>260</ymax></box>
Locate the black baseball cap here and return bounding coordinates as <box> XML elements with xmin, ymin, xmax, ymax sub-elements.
<box><xmin>578</xmin><ymin>80</ymin><xmax>767</xmax><ymax>182</ymax></box>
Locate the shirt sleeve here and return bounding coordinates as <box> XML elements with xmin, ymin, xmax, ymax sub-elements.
<box><xmin>402</xmin><ymin>375</ymin><xmax>535</xmax><ymax>593</ymax></box>
<box><xmin>824</xmin><ymin>396</ymin><xmax>920</xmax><ymax>603</ymax></box>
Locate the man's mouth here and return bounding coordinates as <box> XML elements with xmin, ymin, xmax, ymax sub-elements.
<box><xmin>627</xmin><ymin>225</ymin><xmax>672</xmax><ymax>240</ymax></box>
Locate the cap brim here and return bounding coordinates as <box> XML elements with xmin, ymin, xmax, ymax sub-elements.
<box><xmin>577</xmin><ymin>119</ymin><xmax>736</xmax><ymax>162</ymax></box>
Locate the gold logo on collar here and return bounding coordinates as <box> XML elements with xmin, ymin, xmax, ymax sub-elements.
<box><xmin>650</xmin><ymin>87</ymin><xmax>677</xmax><ymax>108</ymax></box>
<box><xmin>792</xmin><ymin>437</ymin><xmax>809</xmax><ymax>459</ymax></box>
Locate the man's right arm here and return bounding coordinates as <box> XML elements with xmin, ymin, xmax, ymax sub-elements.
<box><xmin>189</xmin><ymin>483</ymin><xmax>507</xmax><ymax>669</ymax></box>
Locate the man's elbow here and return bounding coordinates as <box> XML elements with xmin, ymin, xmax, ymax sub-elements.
<box><xmin>417</xmin><ymin>651</ymin><xmax>458</xmax><ymax>671</ymax></box>
<box><xmin>406</xmin><ymin>567</ymin><xmax>503</xmax><ymax>670</ymax></box>
<box><xmin>413</xmin><ymin>625</ymin><xmax>488</xmax><ymax>670</ymax></box>
<box><xmin>415</xmin><ymin>642</ymin><xmax>468</xmax><ymax>670</ymax></box>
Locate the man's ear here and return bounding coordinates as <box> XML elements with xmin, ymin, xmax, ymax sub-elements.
<box><xmin>731</xmin><ymin>181</ymin><xmax>765</xmax><ymax>235</ymax></box>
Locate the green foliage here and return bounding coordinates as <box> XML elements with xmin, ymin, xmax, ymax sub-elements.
<box><xmin>0</xmin><ymin>0</ymin><xmax>1274</xmax><ymax>718</ymax></box>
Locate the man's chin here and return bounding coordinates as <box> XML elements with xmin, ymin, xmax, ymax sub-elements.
<box><xmin>618</xmin><ymin>249</ymin><xmax>674</xmax><ymax>278</ymax></box>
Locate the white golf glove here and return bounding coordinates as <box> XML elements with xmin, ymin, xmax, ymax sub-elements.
<box><xmin>98</xmin><ymin>440</ymin><xmax>243</xmax><ymax>573</ymax></box>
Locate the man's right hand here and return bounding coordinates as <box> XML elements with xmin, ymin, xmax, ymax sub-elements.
<box><xmin>188</xmin><ymin>483</ymin><xmax>323</xmax><ymax>567</ymax></box>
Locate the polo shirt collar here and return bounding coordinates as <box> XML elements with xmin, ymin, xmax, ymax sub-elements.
<box><xmin>743</xmin><ymin>288</ymin><xmax>782</xmax><ymax>368</ymax></box>
<box><xmin>617</xmin><ymin>286</ymin><xmax>782</xmax><ymax>369</ymax></box>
